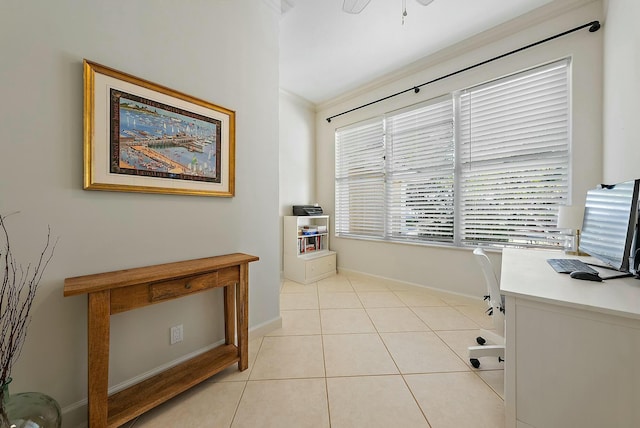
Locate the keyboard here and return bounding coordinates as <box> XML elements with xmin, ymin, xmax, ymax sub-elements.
<box><xmin>546</xmin><ymin>258</ymin><xmax>599</xmax><ymax>274</ymax></box>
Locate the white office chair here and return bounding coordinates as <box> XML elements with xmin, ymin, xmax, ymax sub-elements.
<box><xmin>468</xmin><ymin>247</ymin><xmax>505</xmax><ymax>368</ymax></box>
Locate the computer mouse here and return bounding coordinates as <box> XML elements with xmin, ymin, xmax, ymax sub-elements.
<box><xmin>569</xmin><ymin>271</ymin><xmax>603</xmax><ymax>282</ymax></box>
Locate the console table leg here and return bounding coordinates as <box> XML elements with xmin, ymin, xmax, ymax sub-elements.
<box><xmin>237</xmin><ymin>264</ymin><xmax>249</xmax><ymax>371</ymax></box>
<box><xmin>88</xmin><ymin>290</ymin><xmax>110</xmax><ymax>428</ymax></box>
<box><xmin>223</xmin><ymin>285</ymin><xmax>235</xmax><ymax>346</ymax></box>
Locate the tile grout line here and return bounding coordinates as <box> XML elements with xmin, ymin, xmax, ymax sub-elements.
<box><xmin>360</xmin><ymin>285</ymin><xmax>436</xmax><ymax>427</ymax></box>
<box><xmin>312</xmin><ymin>278</ymin><xmax>333</xmax><ymax>427</ymax></box>
<box><xmin>228</xmin><ymin>328</ymin><xmax>266</xmax><ymax>428</ymax></box>
<box><xmin>399</xmin><ymin>372</ymin><xmax>434</xmax><ymax>428</ymax></box>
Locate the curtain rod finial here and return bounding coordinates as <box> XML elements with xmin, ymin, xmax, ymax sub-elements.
<box><xmin>589</xmin><ymin>21</ymin><xmax>600</xmax><ymax>32</ymax></box>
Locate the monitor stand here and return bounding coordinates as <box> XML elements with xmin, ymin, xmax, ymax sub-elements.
<box><xmin>585</xmin><ymin>263</ymin><xmax>635</xmax><ymax>280</ymax></box>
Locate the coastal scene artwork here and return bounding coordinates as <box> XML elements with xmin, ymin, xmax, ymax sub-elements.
<box><xmin>110</xmin><ymin>90</ymin><xmax>222</xmax><ymax>183</ymax></box>
<box><xmin>84</xmin><ymin>59</ymin><xmax>235</xmax><ymax>197</ymax></box>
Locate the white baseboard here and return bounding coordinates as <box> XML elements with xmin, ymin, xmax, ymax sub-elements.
<box><xmin>337</xmin><ymin>267</ymin><xmax>483</xmax><ymax>302</ymax></box>
<box><xmin>249</xmin><ymin>316</ymin><xmax>282</xmax><ymax>340</ymax></box>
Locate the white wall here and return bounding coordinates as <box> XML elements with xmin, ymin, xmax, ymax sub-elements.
<box><xmin>0</xmin><ymin>1</ymin><xmax>281</xmax><ymax>426</ymax></box>
<box><xmin>602</xmin><ymin>0</ymin><xmax>640</xmax><ymax>183</ymax></box>
<box><xmin>315</xmin><ymin>1</ymin><xmax>604</xmax><ymax>296</ymax></box>
<box><xmin>279</xmin><ymin>90</ymin><xmax>316</xmax><ymax>271</ymax></box>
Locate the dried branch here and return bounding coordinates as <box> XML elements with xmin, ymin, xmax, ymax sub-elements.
<box><xmin>0</xmin><ymin>214</ymin><xmax>57</xmax><ymax>390</ymax></box>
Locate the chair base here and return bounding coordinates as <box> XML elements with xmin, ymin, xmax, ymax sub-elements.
<box><xmin>468</xmin><ymin>329</ymin><xmax>505</xmax><ymax>368</ymax></box>
<box><xmin>468</xmin><ymin>344</ymin><xmax>504</xmax><ymax>359</ymax></box>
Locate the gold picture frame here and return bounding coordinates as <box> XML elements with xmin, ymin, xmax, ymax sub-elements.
<box><xmin>83</xmin><ymin>59</ymin><xmax>235</xmax><ymax>197</ymax></box>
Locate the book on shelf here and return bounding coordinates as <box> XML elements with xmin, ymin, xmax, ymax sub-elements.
<box><xmin>298</xmin><ymin>235</ymin><xmax>326</xmax><ymax>254</ymax></box>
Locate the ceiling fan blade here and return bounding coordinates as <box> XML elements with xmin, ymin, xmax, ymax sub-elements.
<box><xmin>342</xmin><ymin>0</ymin><xmax>372</xmax><ymax>14</ymax></box>
<box><xmin>415</xmin><ymin>0</ymin><xmax>435</xmax><ymax>5</ymax></box>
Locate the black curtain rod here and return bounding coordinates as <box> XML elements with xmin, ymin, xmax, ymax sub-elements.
<box><xmin>326</xmin><ymin>20</ymin><xmax>601</xmax><ymax>123</ymax></box>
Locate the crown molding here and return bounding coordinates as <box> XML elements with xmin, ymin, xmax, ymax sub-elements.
<box><xmin>263</xmin><ymin>0</ymin><xmax>295</xmax><ymax>15</ymax></box>
<box><xmin>280</xmin><ymin>88</ymin><xmax>316</xmax><ymax>111</ymax></box>
<box><xmin>281</xmin><ymin>0</ymin><xmax>295</xmax><ymax>14</ymax></box>
<box><xmin>263</xmin><ymin>0</ymin><xmax>282</xmax><ymax>15</ymax></box>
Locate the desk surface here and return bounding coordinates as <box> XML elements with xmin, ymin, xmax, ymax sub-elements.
<box><xmin>500</xmin><ymin>248</ymin><xmax>640</xmax><ymax>320</ymax></box>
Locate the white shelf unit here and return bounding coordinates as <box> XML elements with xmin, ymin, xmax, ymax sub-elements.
<box><xmin>284</xmin><ymin>215</ymin><xmax>336</xmax><ymax>284</ymax></box>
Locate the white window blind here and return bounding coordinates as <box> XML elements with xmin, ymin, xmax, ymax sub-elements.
<box><xmin>386</xmin><ymin>97</ymin><xmax>455</xmax><ymax>242</ymax></box>
<box><xmin>335</xmin><ymin>118</ymin><xmax>385</xmax><ymax>238</ymax></box>
<box><xmin>458</xmin><ymin>59</ymin><xmax>569</xmax><ymax>248</ymax></box>
<box><xmin>334</xmin><ymin>58</ymin><xmax>570</xmax><ymax>249</ymax></box>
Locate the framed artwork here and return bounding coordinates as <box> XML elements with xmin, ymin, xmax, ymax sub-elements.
<box><xmin>83</xmin><ymin>59</ymin><xmax>235</xmax><ymax>197</ymax></box>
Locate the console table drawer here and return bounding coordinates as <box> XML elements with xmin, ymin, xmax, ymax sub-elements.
<box><xmin>110</xmin><ymin>271</ymin><xmax>223</xmax><ymax>314</ymax></box>
<box><xmin>150</xmin><ymin>272</ymin><xmax>219</xmax><ymax>302</ymax></box>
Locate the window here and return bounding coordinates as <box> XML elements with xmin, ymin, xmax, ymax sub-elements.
<box><xmin>335</xmin><ymin>59</ymin><xmax>570</xmax><ymax>248</ymax></box>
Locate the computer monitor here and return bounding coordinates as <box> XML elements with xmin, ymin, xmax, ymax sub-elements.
<box><xmin>579</xmin><ymin>179</ymin><xmax>640</xmax><ymax>273</ymax></box>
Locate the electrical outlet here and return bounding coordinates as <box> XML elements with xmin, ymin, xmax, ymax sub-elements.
<box><xmin>170</xmin><ymin>324</ymin><xmax>183</xmax><ymax>345</ymax></box>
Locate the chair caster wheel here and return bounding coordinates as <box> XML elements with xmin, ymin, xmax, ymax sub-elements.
<box><xmin>476</xmin><ymin>336</ymin><xmax>486</xmax><ymax>345</ymax></box>
<box><xmin>470</xmin><ymin>358</ymin><xmax>480</xmax><ymax>369</ymax></box>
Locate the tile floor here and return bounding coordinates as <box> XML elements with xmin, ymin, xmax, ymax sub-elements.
<box><xmin>124</xmin><ymin>273</ymin><xmax>504</xmax><ymax>428</ymax></box>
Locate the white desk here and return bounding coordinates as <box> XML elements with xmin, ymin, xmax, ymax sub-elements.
<box><xmin>501</xmin><ymin>248</ymin><xmax>640</xmax><ymax>428</ymax></box>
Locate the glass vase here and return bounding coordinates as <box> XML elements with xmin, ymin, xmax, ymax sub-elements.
<box><xmin>0</xmin><ymin>379</ymin><xmax>61</xmax><ymax>428</ymax></box>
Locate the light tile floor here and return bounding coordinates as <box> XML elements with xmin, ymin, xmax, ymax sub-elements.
<box><xmin>125</xmin><ymin>273</ymin><xmax>504</xmax><ymax>428</ymax></box>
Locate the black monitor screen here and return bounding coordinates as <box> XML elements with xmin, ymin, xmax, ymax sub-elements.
<box><xmin>579</xmin><ymin>180</ymin><xmax>640</xmax><ymax>271</ymax></box>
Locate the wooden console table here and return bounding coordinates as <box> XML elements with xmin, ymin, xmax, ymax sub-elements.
<box><xmin>64</xmin><ymin>253</ymin><xmax>259</xmax><ymax>428</ymax></box>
